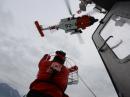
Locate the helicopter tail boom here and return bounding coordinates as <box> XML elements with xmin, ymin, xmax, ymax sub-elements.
<box><xmin>35</xmin><ymin>21</ymin><xmax>59</xmax><ymax>37</ymax></box>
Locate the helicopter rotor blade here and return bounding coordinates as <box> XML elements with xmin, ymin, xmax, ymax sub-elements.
<box><xmin>64</xmin><ymin>0</ymin><xmax>73</xmax><ymax>16</ymax></box>
<box><xmin>86</xmin><ymin>9</ymin><xmax>97</xmax><ymax>16</ymax></box>
<box><xmin>77</xmin><ymin>34</ymin><xmax>84</xmax><ymax>44</ymax></box>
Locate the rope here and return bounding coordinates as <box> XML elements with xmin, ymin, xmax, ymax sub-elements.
<box><xmin>78</xmin><ymin>74</ymin><xmax>97</xmax><ymax>97</ymax></box>
<box><xmin>65</xmin><ymin>57</ymin><xmax>79</xmax><ymax>85</ymax></box>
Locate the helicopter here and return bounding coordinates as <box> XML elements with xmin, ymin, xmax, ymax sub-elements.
<box><xmin>34</xmin><ymin>0</ymin><xmax>98</xmax><ymax>37</ymax></box>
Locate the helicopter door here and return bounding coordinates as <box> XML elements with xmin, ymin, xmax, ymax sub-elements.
<box><xmin>92</xmin><ymin>1</ymin><xmax>130</xmax><ymax>97</ymax></box>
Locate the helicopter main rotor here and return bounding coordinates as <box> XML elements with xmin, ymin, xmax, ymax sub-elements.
<box><xmin>64</xmin><ymin>0</ymin><xmax>73</xmax><ymax>16</ymax></box>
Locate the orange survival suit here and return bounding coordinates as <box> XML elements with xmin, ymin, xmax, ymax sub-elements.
<box><xmin>27</xmin><ymin>51</ymin><xmax>78</xmax><ymax>97</ymax></box>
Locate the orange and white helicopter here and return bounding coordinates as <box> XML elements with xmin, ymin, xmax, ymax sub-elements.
<box><xmin>34</xmin><ymin>0</ymin><xmax>98</xmax><ymax>37</ymax></box>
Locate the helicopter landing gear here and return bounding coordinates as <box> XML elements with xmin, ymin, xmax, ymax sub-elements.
<box><xmin>71</xmin><ymin>29</ymin><xmax>82</xmax><ymax>35</ymax></box>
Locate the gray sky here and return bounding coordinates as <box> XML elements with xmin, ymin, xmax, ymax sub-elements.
<box><xmin>0</xmin><ymin>0</ymin><xmax>118</xmax><ymax>97</ymax></box>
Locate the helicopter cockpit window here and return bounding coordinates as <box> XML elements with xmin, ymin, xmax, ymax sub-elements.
<box><xmin>100</xmin><ymin>15</ymin><xmax>130</xmax><ymax>59</ymax></box>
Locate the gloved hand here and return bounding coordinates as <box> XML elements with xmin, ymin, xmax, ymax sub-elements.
<box><xmin>69</xmin><ymin>65</ymin><xmax>78</xmax><ymax>72</ymax></box>
<box><xmin>42</xmin><ymin>54</ymin><xmax>51</xmax><ymax>61</ymax></box>
<box><xmin>71</xmin><ymin>65</ymin><xmax>78</xmax><ymax>71</ymax></box>
<box><xmin>63</xmin><ymin>93</ymin><xmax>69</xmax><ymax>97</ymax></box>
<box><xmin>39</xmin><ymin>54</ymin><xmax>51</xmax><ymax>67</ymax></box>
<box><xmin>73</xmin><ymin>65</ymin><xmax>78</xmax><ymax>70</ymax></box>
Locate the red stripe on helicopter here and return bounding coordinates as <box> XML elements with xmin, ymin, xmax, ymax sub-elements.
<box><xmin>76</xmin><ymin>15</ymin><xmax>91</xmax><ymax>29</ymax></box>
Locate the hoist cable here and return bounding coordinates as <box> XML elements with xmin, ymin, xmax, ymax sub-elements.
<box><xmin>78</xmin><ymin>74</ymin><xmax>97</xmax><ymax>97</ymax></box>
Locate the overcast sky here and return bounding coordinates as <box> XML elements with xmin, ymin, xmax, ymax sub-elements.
<box><xmin>0</xmin><ymin>0</ymin><xmax>118</xmax><ymax>97</ymax></box>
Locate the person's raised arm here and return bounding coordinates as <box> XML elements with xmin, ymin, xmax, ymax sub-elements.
<box><xmin>38</xmin><ymin>54</ymin><xmax>51</xmax><ymax>67</ymax></box>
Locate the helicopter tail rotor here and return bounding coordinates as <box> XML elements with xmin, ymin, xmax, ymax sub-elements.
<box><xmin>34</xmin><ymin>21</ymin><xmax>44</xmax><ymax>37</ymax></box>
